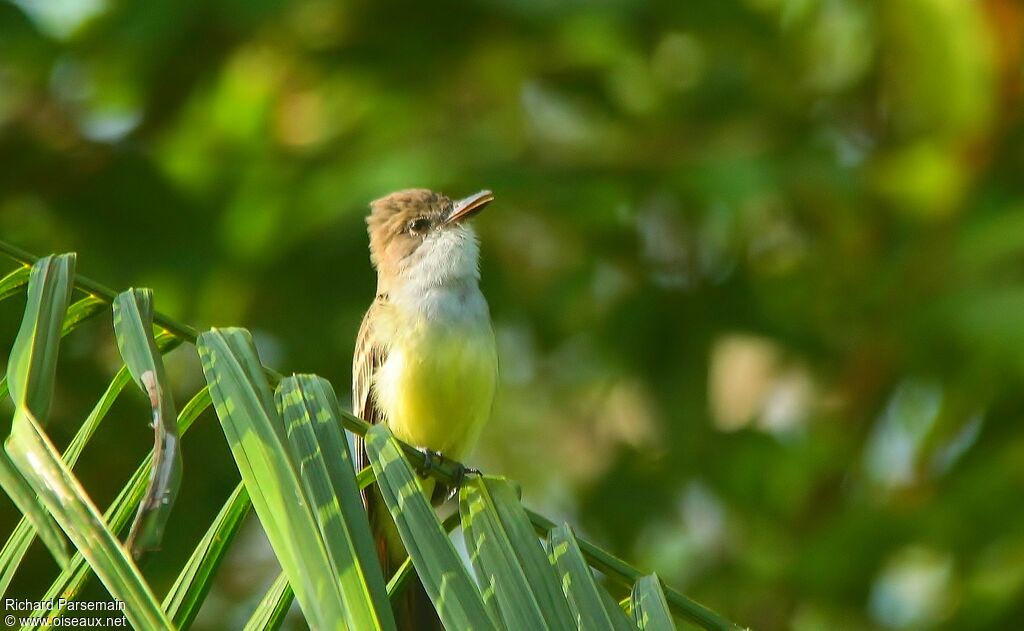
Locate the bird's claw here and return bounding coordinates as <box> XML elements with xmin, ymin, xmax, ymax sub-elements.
<box><xmin>451</xmin><ymin>465</ymin><xmax>480</xmax><ymax>488</ymax></box>
<box><xmin>415</xmin><ymin>446</ymin><xmax>443</xmax><ymax>476</ymax></box>
<box><xmin>414</xmin><ymin>447</ymin><xmax>479</xmax><ymax>487</ymax></box>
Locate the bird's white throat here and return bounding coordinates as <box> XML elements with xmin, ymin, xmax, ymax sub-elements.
<box><xmin>387</xmin><ymin>224</ymin><xmax>488</xmax><ymax>323</ymax></box>
<box><xmin>394</xmin><ymin>224</ymin><xmax>480</xmax><ymax>288</ymax></box>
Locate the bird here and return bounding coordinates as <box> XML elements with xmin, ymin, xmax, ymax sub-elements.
<box><xmin>352</xmin><ymin>188</ymin><xmax>498</xmax><ymax>629</ymax></box>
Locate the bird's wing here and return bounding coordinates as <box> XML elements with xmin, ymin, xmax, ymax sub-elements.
<box><xmin>352</xmin><ymin>297</ymin><xmax>388</xmax><ymax>506</ymax></box>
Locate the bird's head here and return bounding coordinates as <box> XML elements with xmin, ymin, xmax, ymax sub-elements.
<box><xmin>367</xmin><ymin>188</ymin><xmax>493</xmax><ymax>290</ymax></box>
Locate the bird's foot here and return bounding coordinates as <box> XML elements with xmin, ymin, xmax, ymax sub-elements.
<box><xmin>414</xmin><ymin>447</ymin><xmax>479</xmax><ymax>488</ymax></box>
<box><xmin>451</xmin><ymin>465</ymin><xmax>480</xmax><ymax>488</ymax></box>
<box><xmin>415</xmin><ymin>446</ymin><xmax>446</xmax><ymax>477</ymax></box>
<box><xmin>444</xmin><ymin>466</ymin><xmax>481</xmax><ymax>501</ymax></box>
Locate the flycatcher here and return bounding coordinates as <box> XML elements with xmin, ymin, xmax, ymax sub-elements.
<box><xmin>353</xmin><ymin>188</ymin><xmax>498</xmax><ymax>627</ymax></box>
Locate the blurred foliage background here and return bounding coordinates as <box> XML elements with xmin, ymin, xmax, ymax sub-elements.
<box><xmin>0</xmin><ymin>0</ymin><xmax>1023</xmax><ymax>629</ymax></box>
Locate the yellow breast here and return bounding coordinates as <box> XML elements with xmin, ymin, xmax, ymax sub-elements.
<box><xmin>372</xmin><ymin>313</ymin><xmax>497</xmax><ymax>460</ymax></box>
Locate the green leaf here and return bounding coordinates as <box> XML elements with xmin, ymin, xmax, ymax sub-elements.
<box><xmin>0</xmin><ymin>453</ymin><xmax>70</xmax><ymax>572</ymax></box>
<box><xmin>2</xmin><ymin>259</ymin><xmax>171</xmax><ymax>625</ymax></box>
<box><xmin>0</xmin><ymin>292</ymin><xmax>118</xmax><ymax>413</ymax></box>
<box><xmin>549</xmin><ymin>523</ymin><xmax>637</xmax><ymax>631</ymax></box>
<box><xmin>364</xmin><ymin>424</ymin><xmax>498</xmax><ymax>631</ymax></box>
<box><xmin>28</xmin><ymin>387</ymin><xmax>211</xmax><ymax>627</ymax></box>
<box><xmin>198</xmin><ymin>327</ymin><xmax>372</xmax><ymax>631</ymax></box>
<box><xmin>162</xmin><ymin>482</ymin><xmax>250</xmax><ymax>628</ymax></box>
<box><xmin>460</xmin><ymin>476</ymin><xmax>576</xmax><ymax>631</ymax></box>
<box><xmin>0</xmin><ymin>266</ymin><xmax>30</xmax><ymax>302</ymax></box>
<box><xmin>113</xmin><ymin>288</ymin><xmax>183</xmax><ymax>558</ymax></box>
<box><xmin>0</xmin><ymin>255</ymin><xmax>78</xmax><ymax>569</ymax></box>
<box><xmin>631</xmin><ymin>575</ymin><xmax>675</xmax><ymax>631</ymax></box>
<box><xmin>244</xmin><ymin>572</ymin><xmax>294</xmax><ymax>631</ymax></box>
<box><xmin>526</xmin><ymin>509</ymin><xmax>741</xmax><ymax>631</ymax></box>
<box><xmin>0</xmin><ymin>293</ymin><xmax>115</xmax><ymax>589</ymax></box>
<box><xmin>61</xmin><ymin>294</ymin><xmax>106</xmax><ymax>336</ymax></box>
<box><xmin>1</xmin><ymin>365</ymin><xmax>133</xmax><ymax>598</ymax></box>
<box><xmin>0</xmin><ymin>328</ymin><xmax>179</xmax><ymax>600</ymax></box>
<box><xmin>386</xmin><ymin>557</ymin><xmax>415</xmax><ymax>601</ymax></box>
<box><xmin>7</xmin><ymin>253</ymin><xmax>75</xmax><ymax>419</ymax></box>
<box><xmin>604</xmin><ymin>590</ymin><xmax>634</xmax><ymax>627</ymax></box>
<box><xmin>387</xmin><ymin>512</ymin><xmax>462</xmax><ymax>602</ymax></box>
<box><xmin>6</xmin><ymin>407</ymin><xmax>172</xmax><ymax>629</ymax></box>
<box><xmin>275</xmin><ymin>374</ymin><xmax>395</xmax><ymax>631</ymax></box>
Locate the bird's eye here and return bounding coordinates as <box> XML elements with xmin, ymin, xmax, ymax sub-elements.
<box><xmin>408</xmin><ymin>218</ymin><xmax>431</xmax><ymax>234</ymax></box>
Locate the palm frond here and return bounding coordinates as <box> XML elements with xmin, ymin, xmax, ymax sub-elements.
<box><xmin>0</xmin><ymin>240</ymin><xmax>745</xmax><ymax>631</ymax></box>
<box><xmin>4</xmin><ymin>255</ymin><xmax>170</xmax><ymax>629</ymax></box>
<box><xmin>28</xmin><ymin>387</ymin><xmax>210</xmax><ymax>626</ymax></box>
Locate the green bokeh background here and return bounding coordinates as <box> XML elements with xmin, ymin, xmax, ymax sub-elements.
<box><xmin>1</xmin><ymin>0</ymin><xmax>1023</xmax><ymax>629</ymax></box>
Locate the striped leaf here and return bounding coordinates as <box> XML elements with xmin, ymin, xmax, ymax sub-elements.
<box><xmin>631</xmin><ymin>575</ymin><xmax>676</xmax><ymax>631</ymax></box>
<box><xmin>275</xmin><ymin>374</ymin><xmax>395</xmax><ymax>631</ymax></box>
<box><xmin>460</xmin><ymin>476</ymin><xmax>576</xmax><ymax>631</ymax></box>
<box><xmin>198</xmin><ymin>327</ymin><xmax>373</xmax><ymax>631</ymax></box>
<box><xmin>549</xmin><ymin>523</ymin><xmax>637</xmax><ymax>631</ymax></box>
<box><xmin>113</xmin><ymin>288</ymin><xmax>183</xmax><ymax>558</ymax></box>
<box><xmin>525</xmin><ymin>509</ymin><xmax>740</xmax><ymax>631</ymax></box>
<box><xmin>364</xmin><ymin>424</ymin><xmax>499</xmax><ymax>631</ymax></box>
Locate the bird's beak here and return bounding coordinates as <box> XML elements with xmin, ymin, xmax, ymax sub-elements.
<box><xmin>446</xmin><ymin>190</ymin><xmax>494</xmax><ymax>225</ymax></box>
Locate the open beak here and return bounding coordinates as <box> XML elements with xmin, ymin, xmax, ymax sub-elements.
<box><xmin>445</xmin><ymin>190</ymin><xmax>494</xmax><ymax>225</ymax></box>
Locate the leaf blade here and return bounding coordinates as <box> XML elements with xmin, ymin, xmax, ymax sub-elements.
<box><xmin>6</xmin><ymin>408</ymin><xmax>172</xmax><ymax>629</ymax></box>
<box><xmin>549</xmin><ymin>523</ymin><xmax>637</xmax><ymax>631</ymax></box>
<box><xmin>459</xmin><ymin>476</ymin><xmax>576</xmax><ymax>631</ymax></box>
<box><xmin>162</xmin><ymin>482</ymin><xmax>250</xmax><ymax>628</ymax></box>
<box><xmin>364</xmin><ymin>424</ymin><xmax>498</xmax><ymax>631</ymax></box>
<box><xmin>0</xmin><ymin>453</ymin><xmax>70</xmax><ymax>570</ymax></box>
<box><xmin>113</xmin><ymin>288</ymin><xmax>183</xmax><ymax>558</ymax></box>
<box><xmin>631</xmin><ymin>575</ymin><xmax>675</xmax><ymax>631</ymax></box>
<box><xmin>6</xmin><ymin>254</ymin><xmax>75</xmax><ymax>419</ymax></box>
<box><xmin>26</xmin><ymin>386</ymin><xmax>212</xmax><ymax>627</ymax></box>
<box><xmin>0</xmin><ymin>266</ymin><xmax>30</xmax><ymax>302</ymax></box>
<box><xmin>198</xmin><ymin>327</ymin><xmax>356</xmax><ymax>631</ymax></box>
<box><xmin>276</xmin><ymin>375</ymin><xmax>395</xmax><ymax>631</ymax></box>
<box><xmin>0</xmin><ymin>255</ymin><xmax>79</xmax><ymax>569</ymax></box>
<box><xmin>244</xmin><ymin>572</ymin><xmax>294</xmax><ymax>631</ymax></box>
